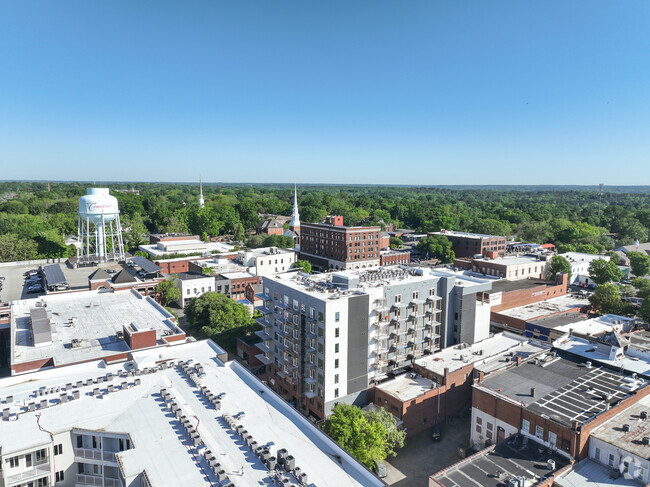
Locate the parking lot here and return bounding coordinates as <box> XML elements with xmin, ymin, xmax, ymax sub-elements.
<box><xmin>0</xmin><ymin>260</ymin><xmax>124</xmax><ymax>303</ymax></box>
<box><xmin>384</xmin><ymin>416</ymin><xmax>471</xmax><ymax>487</ymax></box>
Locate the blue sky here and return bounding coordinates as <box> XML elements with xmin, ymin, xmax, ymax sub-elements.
<box><xmin>1</xmin><ymin>1</ymin><xmax>649</xmax><ymax>185</ymax></box>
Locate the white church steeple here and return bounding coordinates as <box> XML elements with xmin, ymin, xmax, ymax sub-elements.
<box><xmin>198</xmin><ymin>177</ymin><xmax>205</xmax><ymax>208</ymax></box>
<box><xmin>290</xmin><ymin>183</ymin><xmax>300</xmax><ymax>230</ymax></box>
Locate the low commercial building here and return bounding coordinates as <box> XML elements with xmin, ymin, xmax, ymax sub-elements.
<box><xmin>491</xmin><ymin>294</ymin><xmax>590</xmax><ymax>339</ymax></box>
<box><xmin>173</xmin><ymin>272</ymin><xmax>216</xmax><ymax>308</ymax></box>
<box><xmin>379</xmin><ymin>250</ymin><xmax>411</xmax><ymax>266</ymax></box>
<box><xmin>189</xmin><ymin>247</ymin><xmax>296</xmax><ymax>277</ymax></box>
<box><xmin>9</xmin><ymin>289</ymin><xmax>185</xmax><ymax>375</ymax></box>
<box><xmin>560</xmin><ymin>252</ymin><xmax>610</xmax><ymax>285</ymax></box>
<box><xmin>139</xmin><ymin>235</ymin><xmax>234</xmax><ymax>259</ymax></box>
<box><xmin>430</xmin><ymin>435</ymin><xmax>571</xmax><ymax>487</ymax></box>
<box><xmin>482</xmin><ymin>273</ymin><xmax>569</xmax><ymax>312</ymax></box>
<box><xmin>373</xmin><ymin>332</ymin><xmax>548</xmax><ymax>437</ymax></box>
<box><xmin>471</xmin><ymin>355</ymin><xmax>650</xmax><ymax>459</ymax></box>
<box><xmin>430</xmin><ymin>230</ymin><xmax>507</xmax><ymax>258</ymax></box>
<box><xmin>216</xmin><ymin>271</ymin><xmax>261</xmax><ymax>301</ymax></box>
<box><xmin>0</xmin><ymin>340</ymin><xmax>384</xmax><ymax>487</ymax></box>
<box><xmin>456</xmin><ymin>254</ymin><xmax>548</xmax><ymax>280</ymax></box>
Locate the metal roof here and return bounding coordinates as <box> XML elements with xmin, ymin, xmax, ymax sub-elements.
<box><xmin>43</xmin><ymin>264</ymin><xmax>67</xmax><ymax>286</ymax></box>
<box><xmin>131</xmin><ymin>256</ymin><xmax>162</xmax><ymax>274</ymax></box>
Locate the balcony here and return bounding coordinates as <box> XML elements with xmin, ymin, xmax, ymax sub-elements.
<box><xmin>76</xmin><ymin>474</ymin><xmax>123</xmax><ymax>487</ymax></box>
<box><xmin>255</xmin><ymin>353</ymin><xmax>273</xmax><ymax>365</ymax></box>
<box><xmin>5</xmin><ymin>463</ymin><xmax>50</xmax><ymax>484</ymax></box>
<box><xmin>255</xmin><ymin>329</ymin><xmax>272</xmax><ymax>341</ymax></box>
<box><xmin>74</xmin><ymin>448</ymin><xmax>120</xmax><ymax>464</ymax></box>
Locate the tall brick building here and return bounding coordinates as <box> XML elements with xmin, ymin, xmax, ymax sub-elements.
<box><xmin>299</xmin><ymin>216</ymin><xmax>382</xmax><ymax>270</ymax></box>
<box><xmin>430</xmin><ymin>230</ymin><xmax>507</xmax><ymax>258</ymax></box>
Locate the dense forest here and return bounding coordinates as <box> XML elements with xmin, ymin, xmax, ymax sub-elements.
<box><xmin>0</xmin><ymin>181</ymin><xmax>649</xmax><ymax>262</ymax></box>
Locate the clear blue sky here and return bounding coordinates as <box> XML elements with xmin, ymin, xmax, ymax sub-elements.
<box><xmin>1</xmin><ymin>1</ymin><xmax>649</xmax><ymax>185</ymax></box>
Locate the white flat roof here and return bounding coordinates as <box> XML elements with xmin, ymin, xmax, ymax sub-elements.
<box><xmin>496</xmin><ymin>295</ymin><xmax>587</xmax><ymax>321</ymax></box>
<box><xmin>376</xmin><ymin>373</ymin><xmax>436</xmax><ymax>401</ymax></box>
<box><xmin>11</xmin><ymin>289</ymin><xmax>182</xmax><ymax>369</ymax></box>
<box><xmin>554</xmin><ymin>315</ymin><xmax>633</xmax><ymax>336</ymax></box>
<box><xmin>0</xmin><ymin>340</ymin><xmax>382</xmax><ymax>487</ymax></box>
<box><xmin>560</xmin><ymin>252</ymin><xmax>610</xmax><ymax>263</ymax></box>
<box><xmin>414</xmin><ymin>332</ymin><xmax>547</xmax><ymax>376</ymax></box>
<box><xmin>474</xmin><ymin>255</ymin><xmax>541</xmax><ymax>266</ymax></box>
<box><xmin>219</xmin><ymin>271</ymin><xmax>256</xmax><ymax>280</ymax></box>
<box><xmin>140</xmin><ymin>241</ymin><xmax>234</xmax><ymax>258</ymax></box>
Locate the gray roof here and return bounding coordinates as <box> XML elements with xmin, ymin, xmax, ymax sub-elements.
<box><xmin>432</xmin><ymin>435</ymin><xmax>570</xmax><ymax>487</ymax></box>
<box><xmin>555</xmin><ymin>458</ymin><xmax>639</xmax><ymax>487</ymax></box>
<box><xmin>43</xmin><ymin>264</ymin><xmax>67</xmax><ymax>286</ymax></box>
<box><xmin>131</xmin><ymin>256</ymin><xmax>162</xmax><ymax>274</ymax></box>
<box><xmin>88</xmin><ymin>268</ymin><xmax>111</xmax><ymax>281</ymax></box>
<box><xmin>488</xmin><ymin>278</ymin><xmax>554</xmax><ymax>294</ymax></box>
<box><xmin>112</xmin><ymin>269</ymin><xmax>137</xmax><ymax>284</ymax></box>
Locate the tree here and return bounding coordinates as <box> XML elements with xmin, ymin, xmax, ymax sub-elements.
<box><xmin>588</xmin><ymin>259</ymin><xmax>623</xmax><ymax>285</ymax></box>
<box><xmin>546</xmin><ymin>255</ymin><xmax>571</xmax><ymax>281</ymax></box>
<box><xmin>185</xmin><ymin>292</ymin><xmax>254</xmax><ymax>337</ymax></box>
<box><xmin>293</xmin><ymin>260</ymin><xmax>312</xmax><ymax>274</ymax></box>
<box><xmin>416</xmin><ymin>235</ymin><xmax>455</xmax><ymax>263</ymax></box>
<box><xmin>156</xmin><ymin>278</ymin><xmax>181</xmax><ymax>307</ymax></box>
<box><xmin>233</xmin><ymin>222</ymin><xmax>246</xmax><ymax>243</ymax></box>
<box><xmin>0</xmin><ymin>233</ymin><xmax>38</xmax><ymax>262</ymax></box>
<box><xmin>323</xmin><ymin>403</ymin><xmax>388</xmax><ymax>467</ymax></box>
<box><xmin>123</xmin><ymin>214</ymin><xmax>148</xmax><ymax>252</ymax></box>
<box><xmin>364</xmin><ymin>407</ymin><xmax>406</xmax><ymax>458</ymax></box>
<box><xmin>575</xmin><ymin>244</ymin><xmax>598</xmax><ymax>254</ymax></box>
<box><xmin>605</xmin><ymin>251</ymin><xmax>622</xmax><ymax>265</ymax></box>
<box><xmin>632</xmin><ymin>278</ymin><xmax>650</xmax><ymax>299</ymax></box>
<box><xmin>628</xmin><ymin>251</ymin><xmax>650</xmax><ymax>277</ymax></box>
<box><xmin>589</xmin><ymin>283</ymin><xmax>624</xmax><ymax>315</ymax></box>
<box><xmin>389</xmin><ymin>236</ymin><xmax>403</xmax><ymax>249</ymax></box>
<box><xmin>639</xmin><ymin>299</ymin><xmax>650</xmax><ymax>324</ymax></box>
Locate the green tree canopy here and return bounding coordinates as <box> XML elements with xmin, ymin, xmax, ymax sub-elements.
<box><xmin>364</xmin><ymin>406</ymin><xmax>406</xmax><ymax>458</ymax></box>
<box><xmin>293</xmin><ymin>259</ymin><xmax>312</xmax><ymax>274</ymax></box>
<box><xmin>589</xmin><ymin>283</ymin><xmax>624</xmax><ymax>315</ymax></box>
<box><xmin>588</xmin><ymin>259</ymin><xmax>623</xmax><ymax>285</ymax></box>
<box><xmin>416</xmin><ymin>235</ymin><xmax>455</xmax><ymax>263</ymax></box>
<box><xmin>323</xmin><ymin>403</ymin><xmax>389</xmax><ymax>467</ymax></box>
<box><xmin>547</xmin><ymin>255</ymin><xmax>571</xmax><ymax>281</ymax></box>
<box><xmin>185</xmin><ymin>292</ymin><xmax>254</xmax><ymax>338</ymax></box>
<box><xmin>389</xmin><ymin>236</ymin><xmax>403</xmax><ymax>249</ymax></box>
<box><xmin>639</xmin><ymin>299</ymin><xmax>650</xmax><ymax>324</ymax></box>
<box><xmin>628</xmin><ymin>251</ymin><xmax>650</xmax><ymax>277</ymax></box>
<box><xmin>156</xmin><ymin>277</ymin><xmax>181</xmax><ymax>307</ymax></box>
<box><xmin>0</xmin><ymin>233</ymin><xmax>39</xmax><ymax>261</ymax></box>
<box><xmin>632</xmin><ymin>278</ymin><xmax>650</xmax><ymax>299</ymax></box>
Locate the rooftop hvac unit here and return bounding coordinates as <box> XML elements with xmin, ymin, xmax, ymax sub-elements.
<box><xmin>643</xmin><ymin>437</ymin><xmax>650</xmax><ymax>446</ymax></box>
<box><xmin>623</xmin><ymin>424</ymin><xmax>630</xmax><ymax>432</ymax></box>
<box><xmin>641</xmin><ymin>411</ymin><xmax>648</xmax><ymax>420</ymax></box>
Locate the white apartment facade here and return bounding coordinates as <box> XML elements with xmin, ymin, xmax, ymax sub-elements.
<box><xmin>559</xmin><ymin>252</ymin><xmax>610</xmax><ymax>285</ymax></box>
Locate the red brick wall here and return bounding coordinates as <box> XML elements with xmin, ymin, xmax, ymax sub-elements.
<box><xmin>163</xmin><ymin>333</ymin><xmax>186</xmax><ymax>343</ymax></box>
<box><xmin>489</xmin><ymin>277</ymin><xmax>568</xmax><ymax>313</ymax></box>
<box><xmin>123</xmin><ymin>326</ymin><xmax>157</xmax><ymax>350</ymax></box>
<box><xmin>236</xmin><ymin>338</ymin><xmax>264</xmax><ymax>368</ymax></box>
<box><xmin>12</xmin><ymin>357</ymin><xmax>54</xmax><ymax>374</ymax></box>
<box><xmin>380</xmin><ymin>252</ymin><xmax>411</xmax><ymax>266</ymax></box>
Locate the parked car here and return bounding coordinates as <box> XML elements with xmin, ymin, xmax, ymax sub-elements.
<box><xmin>27</xmin><ymin>285</ymin><xmax>43</xmax><ymax>294</ymax></box>
<box><xmin>372</xmin><ymin>459</ymin><xmax>387</xmax><ymax>478</ymax></box>
<box><xmin>432</xmin><ymin>426</ymin><xmax>442</xmax><ymax>441</ymax></box>
<box><xmin>0</xmin><ymin>276</ymin><xmax>5</xmax><ymax>282</ymax></box>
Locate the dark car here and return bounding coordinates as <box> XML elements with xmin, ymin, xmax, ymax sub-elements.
<box><xmin>372</xmin><ymin>459</ymin><xmax>387</xmax><ymax>478</ymax></box>
<box><xmin>432</xmin><ymin>426</ymin><xmax>442</xmax><ymax>441</ymax></box>
<box><xmin>27</xmin><ymin>285</ymin><xmax>44</xmax><ymax>294</ymax></box>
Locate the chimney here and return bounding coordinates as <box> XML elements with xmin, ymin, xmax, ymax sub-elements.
<box><xmin>515</xmin><ymin>356</ymin><xmax>522</xmax><ymax>366</ymax></box>
<box><xmin>530</xmin><ymin>387</ymin><xmax>536</xmax><ymax>397</ymax></box>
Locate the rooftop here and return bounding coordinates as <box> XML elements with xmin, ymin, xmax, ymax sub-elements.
<box><xmin>0</xmin><ymin>340</ymin><xmax>383</xmax><ymax>487</ymax></box>
<box><xmin>496</xmin><ymin>295</ymin><xmax>588</xmax><ymax>321</ymax></box>
<box><xmin>487</xmin><ymin>278</ymin><xmax>557</xmax><ymax>294</ymax></box>
<box><xmin>555</xmin><ymin>458</ymin><xmax>640</xmax><ymax>487</ymax></box>
<box><xmin>477</xmin><ymin>356</ymin><xmax>646</xmax><ymax>427</ymax></box>
<box><xmin>10</xmin><ymin>289</ymin><xmax>183</xmax><ymax>370</ymax></box>
<box><xmin>375</xmin><ymin>372</ymin><xmax>436</xmax><ymax>401</ymax></box>
<box><xmin>590</xmin><ymin>394</ymin><xmax>650</xmax><ymax>460</ymax></box>
<box><xmin>473</xmin><ymin>255</ymin><xmax>543</xmax><ymax>266</ymax></box>
<box><xmin>219</xmin><ymin>271</ymin><xmax>257</xmax><ymax>280</ymax></box>
<box><xmin>560</xmin><ymin>252</ymin><xmax>611</xmax><ymax>263</ymax></box>
<box><xmin>528</xmin><ymin>312</ymin><xmax>590</xmax><ymax>330</ymax></box>
<box><xmin>175</xmin><ymin>272</ymin><xmax>213</xmax><ymax>281</ymax></box>
<box><xmin>431</xmin><ymin>435</ymin><xmax>570</xmax><ymax>487</ymax></box>
<box><xmin>139</xmin><ymin>240</ymin><xmax>234</xmax><ymax>258</ymax></box>
<box><xmin>431</xmin><ymin>230</ymin><xmax>503</xmax><ymax>240</ymax></box>
<box><xmin>552</xmin><ymin>314</ymin><xmax>635</xmax><ymax>336</ymax></box>
<box><xmin>414</xmin><ymin>332</ymin><xmax>548</xmax><ymax>376</ymax></box>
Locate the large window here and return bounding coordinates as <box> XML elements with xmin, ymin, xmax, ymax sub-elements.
<box><xmin>522</xmin><ymin>419</ymin><xmax>530</xmax><ymax>434</ymax></box>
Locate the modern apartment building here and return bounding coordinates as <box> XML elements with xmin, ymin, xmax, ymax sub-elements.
<box><xmin>255</xmin><ymin>267</ymin><xmax>492</xmax><ymax>419</ymax></box>
<box><xmin>299</xmin><ymin>216</ymin><xmax>382</xmax><ymax>270</ymax></box>
<box><xmin>430</xmin><ymin>230</ymin><xmax>507</xmax><ymax>258</ymax></box>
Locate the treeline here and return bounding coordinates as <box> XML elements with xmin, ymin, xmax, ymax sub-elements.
<box><xmin>0</xmin><ymin>181</ymin><xmax>649</xmax><ymax>262</ymax></box>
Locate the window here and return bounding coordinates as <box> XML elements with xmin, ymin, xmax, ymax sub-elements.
<box><xmin>522</xmin><ymin>419</ymin><xmax>530</xmax><ymax>434</ymax></box>
<box><xmin>8</xmin><ymin>456</ymin><xmax>19</xmax><ymax>468</ymax></box>
<box><xmin>334</xmin><ymin>374</ymin><xmax>339</xmax><ymax>384</ymax></box>
<box><xmin>318</xmin><ymin>312</ymin><xmax>324</xmax><ymax>322</ymax></box>
<box><xmin>334</xmin><ymin>388</ymin><xmax>339</xmax><ymax>398</ymax></box>
<box><xmin>487</xmin><ymin>422</ymin><xmax>493</xmax><ymax>431</ymax></box>
<box><xmin>548</xmin><ymin>431</ymin><xmax>557</xmax><ymax>447</ymax></box>
<box><xmin>335</xmin><ymin>312</ymin><xmax>340</xmax><ymax>322</ymax></box>
<box><xmin>413</xmin><ymin>291</ymin><xmax>418</xmax><ymax>299</ymax></box>
<box><xmin>335</xmin><ymin>359</ymin><xmax>339</xmax><ymax>369</ymax></box>
<box><xmin>76</xmin><ymin>436</ymin><xmax>83</xmax><ymax>448</ymax></box>
<box><xmin>608</xmin><ymin>453</ymin><xmax>615</xmax><ymax>467</ymax></box>
<box><xmin>535</xmin><ymin>425</ymin><xmax>543</xmax><ymax>439</ymax></box>
<box><xmin>318</xmin><ymin>359</ymin><xmax>323</xmax><ymax>369</ymax></box>
<box><xmin>594</xmin><ymin>447</ymin><xmax>600</xmax><ymax>460</ymax></box>
<box><xmin>335</xmin><ymin>343</ymin><xmax>339</xmax><ymax>353</ymax></box>
<box><xmin>25</xmin><ymin>454</ymin><xmax>32</xmax><ymax>467</ymax></box>
<box><xmin>394</xmin><ymin>295</ymin><xmax>401</xmax><ymax>303</ymax></box>
<box><xmin>335</xmin><ymin>327</ymin><xmax>339</xmax><ymax>338</ymax></box>
<box><xmin>318</xmin><ymin>343</ymin><xmax>323</xmax><ymax>353</ymax></box>
<box><xmin>35</xmin><ymin>449</ymin><xmax>47</xmax><ymax>462</ymax></box>
<box><xmin>476</xmin><ymin>417</ymin><xmax>482</xmax><ymax>425</ymax></box>
<box><xmin>476</xmin><ymin>425</ymin><xmax>482</xmax><ymax>434</ymax></box>
<box><xmin>56</xmin><ymin>470</ymin><xmax>65</xmax><ymax>482</ymax></box>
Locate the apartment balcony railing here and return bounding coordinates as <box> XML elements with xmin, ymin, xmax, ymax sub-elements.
<box><xmin>74</xmin><ymin>448</ymin><xmax>119</xmax><ymax>464</ymax></box>
<box><xmin>5</xmin><ymin>463</ymin><xmax>50</xmax><ymax>484</ymax></box>
<box><xmin>76</xmin><ymin>474</ymin><xmax>123</xmax><ymax>487</ymax></box>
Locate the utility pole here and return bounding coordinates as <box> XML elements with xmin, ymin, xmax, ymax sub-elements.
<box><xmin>598</xmin><ymin>183</ymin><xmax>604</xmax><ymax>218</ymax></box>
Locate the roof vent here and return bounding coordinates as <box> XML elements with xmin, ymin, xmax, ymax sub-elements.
<box><xmin>643</xmin><ymin>437</ymin><xmax>650</xmax><ymax>446</ymax></box>
<box><xmin>641</xmin><ymin>411</ymin><xmax>648</xmax><ymax>420</ymax></box>
<box><xmin>623</xmin><ymin>424</ymin><xmax>630</xmax><ymax>432</ymax></box>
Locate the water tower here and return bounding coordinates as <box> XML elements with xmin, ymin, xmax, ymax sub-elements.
<box><xmin>77</xmin><ymin>188</ymin><xmax>125</xmax><ymax>264</ymax></box>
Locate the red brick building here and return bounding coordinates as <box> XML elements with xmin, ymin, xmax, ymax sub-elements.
<box><xmin>379</xmin><ymin>250</ymin><xmax>411</xmax><ymax>266</ymax></box>
<box><xmin>482</xmin><ymin>273</ymin><xmax>568</xmax><ymax>313</ymax></box>
<box><xmin>430</xmin><ymin>230</ymin><xmax>507</xmax><ymax>258</ymax></box>
<box><xmin>299</xmin><ymin>216</ymin><xmax>382</xmax><ymax>270</ymax></box>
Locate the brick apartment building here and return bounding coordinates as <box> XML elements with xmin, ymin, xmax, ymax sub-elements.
<box><xmin>299</xmin><ymin>216</ymin><xmax>382</xmax><ymax>270</ymax></box>
<box><xmin>430</xmin><ymin>230</ymin><xmax>507</xmax><ymax>258</ymax></box>
<box><xmin>379</xmin><ymin>250</ymin><xmax>411</xmax><ymax>266</ymax></box>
